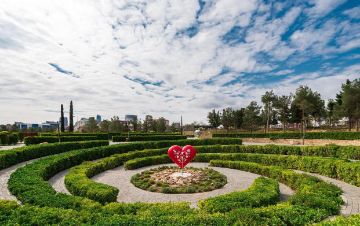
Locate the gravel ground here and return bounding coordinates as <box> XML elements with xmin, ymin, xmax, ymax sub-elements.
<box><xmin>0</xmin><ymin>159</ymin><xmax>34</xmax><ymax>202</ymax></box>
<box><xmin>91</xmin><ymin>163</ymin><xmax>294</xmax><ymax>208</ymax></box>
<box><xmin>0</xmin><ymin>143</ymin><xmax>25</xmax><ymax>151</ymax></box>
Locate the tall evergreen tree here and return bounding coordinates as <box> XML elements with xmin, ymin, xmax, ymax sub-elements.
<box><xmin>60</xmin><ymin>104</ymin><xmax>65</xmax><ymax>132</ymax></box>
<box><xmin>69</xmin><ymin>100</ymin><xmax>74</xmax><ymax>132</ymax></box>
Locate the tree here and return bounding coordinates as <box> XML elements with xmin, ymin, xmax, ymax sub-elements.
<box><xmin>336</xmin><ymin>79</ymin><xmax>360</xmax><ymax>131</ymax></box>
<box><xmin>99</xmin><ymin>120</ymin><xmax>110</xmax><ymax>132</ymax></box>
<box><xmin>69</xmin><ymin>101</ymin><xmax>74</xmax><ymax>132</ymax></box>
<box><xmin>143</xmin><ymin>115</ymin><xmax>154</xmax><ymax>132</ymax></box>
<box><xmin>60</xmin><ymin>104</ymin><xmax>65</xmax><ymax>132</ymax></box>
<box><xmin>326</xmin><ymin>99</ymin><xmax>337</xmax><ymax>127</ymax></box>
<box><xmin>243</xmin><ymin>101</ymin><xmax>261</xmax><ymax>132</ymax></box>
<box><xmin>155</xmin><ymin>117</ymin><xmax>167</xmax><ymax>132</ymax></box>
<box><xmin>221</xmin><ymin>108</ymin><xmax>234</xmax><ymax>130</ymax></box>
<box><xmin>207</xmin><ymin>109</ymin><xmax>221</xmax><ymax>128</ymax></box>
<box><xmin>261</xmin><ymin>90</ymin><xmax>276</xmax><ymax>133</ymax></box>
<box><xmin>293</xmin><ymin>86</ymin><xmax>324</xmax><ymax>144</ymax></box>
<box><xmin>273</xmin><ymin>95</ymin><xmax>292</xmax><ymax>132</ymax></box>
<box><xmin>233</xmin><ymin>108</ymin><xmax>244</xmax><ymax>129</ymax></box>
<box><xmin>84</xmin><ymin>117</ymin><xmax>99</xmax><ymax>132</ymax></box>
<box><xmin>109</xmin><ymin>116</ymin><xmax>124</xmax><ymax>132</ymax></box>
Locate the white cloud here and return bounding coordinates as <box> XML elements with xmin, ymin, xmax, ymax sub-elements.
<box><xmin>0</xmin><ymin>0</ymin><xmax>358</xmax><ymax>125</ymax></box>
<box><xmin>343</xmin><ymin>6</ymin><xmax>360</xmax><ymax>19</ymax></box>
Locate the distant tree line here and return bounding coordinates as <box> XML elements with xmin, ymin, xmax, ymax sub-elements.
<box><xmin>207</xmin><ymin>78</ymin><xmax>360</xmax><ymax>132</ymax></box>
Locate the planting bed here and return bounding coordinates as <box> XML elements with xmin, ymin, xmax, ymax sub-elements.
<box><xmin>131</xmin><ymin>166</ymin><xmax>227</xmax><ymax>193</ymax></box>
<box><xmin>0</xmin><ymin>137</ymin><xmax>359</xmax><ymax>225</ymax></box>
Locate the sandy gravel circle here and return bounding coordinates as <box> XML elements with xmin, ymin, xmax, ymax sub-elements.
<box><xmin>92</xmin><ymin>163</ymin><xmax>294</xmax><ymax>208</ymax></box>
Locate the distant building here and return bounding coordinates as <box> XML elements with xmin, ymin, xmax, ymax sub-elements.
<box><xmin>74</xmin><ymin>118</ymin><xmax>89</xmax><ymax>132</ymax></box>
<box><xmin>41</xmin><ymin>121</ymin><xmax>58</xmax><ymax>130</ymax></box>
<box><xmin>125</xmin><ymin>115</ymin><xmax>138</xmax><ymax>122</ymax></box>
<box><xmin>96</xmin><ymin>115</ymin><xmax>102</xmax><ymax>123</ymax></box>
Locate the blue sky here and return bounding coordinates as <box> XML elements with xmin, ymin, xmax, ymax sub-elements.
<box><xmin>0</xmin><ymin>0</ymin><xmax>359</xmax><ymax>124</ymax></box>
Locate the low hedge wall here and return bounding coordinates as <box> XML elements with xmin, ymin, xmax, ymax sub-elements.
<box><xmin>198</xmin><ymin>177</ymin><xmax>280</xmax><ymax>213</ymax></box>
<box><xmin>24</xmin><ymin>136</ymin><xmax>107</xmax><ymax>145</ymax></box>
<box><xmin>0</xmin><ymin>140</ymin><xmax>108</xmax><ymax>170</ymax></box>
<box><xmin>213</xmin><ymin>132</ymin><xmax>360</xmax><ymax>140</ymax></box>
<box><xmin>0</xmin><ymin>131</ymin><xmax>19</xmax><ymax>145</ymax></box>
<box><xmin>40</xmin><ymin>133</ymin><xmax>109</xmax><ymax>140</ymax></box>
<box><xmin>9</xmin><ymin>139</ymin><xmax>242</xmax><ymax>209</ymax></box>
<box><xmin>112</xmin><ymin>135</ymin><xmax>187</xmax><ymax>142</ymax></box>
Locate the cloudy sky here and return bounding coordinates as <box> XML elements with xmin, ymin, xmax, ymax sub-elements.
<box><xmin>0</xmin><ymin>0</ymin><xmax>359</xmax><ymax>124</ymax></box>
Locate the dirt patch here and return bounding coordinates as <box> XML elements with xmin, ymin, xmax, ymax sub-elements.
<box><xmin>242</xmin><ymin>138</ymin><xmax>360</xmax><ymax>146</ymax></box>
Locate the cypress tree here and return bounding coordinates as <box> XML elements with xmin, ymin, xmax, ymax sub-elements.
<box><xmin>69</xmin><ymin>100</ymin><xmax>74</xmax><ymax>132</ymax></box>
<box><xmin>60</xmin><ymin>104</ymin><xmax>65</xmax><ymax>132</ymax></box>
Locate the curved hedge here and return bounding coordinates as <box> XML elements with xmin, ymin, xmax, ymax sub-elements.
<box><xmin>24</xmin><ymin>136</ymin><xmax>107</xmax><ymax>145</ymax></box>
<box><xmin>0</xmin><ymin>140</ymin><xmax>108</xmax><ymax>170</ymax></box>
<box><xmin>213</xmin><ymin>132</ymin><xmax>360</xmax><ymax>140</ymax></box>
<box><xmin>112</xmin><ymin>135</ymin><xmax>187</xmax><ymax>142</ymax></box>
<box><xmin>198</xmin><ymin>177</ymin><xmax>280</xmax><ymax>213</ymax></box>
<box><xmin>9</xmin><ymin>139</ymin><xmax>242</xmax><ymax>209</ymax></box>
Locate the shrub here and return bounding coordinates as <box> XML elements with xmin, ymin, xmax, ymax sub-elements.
<box><xmin>24</xmin><ymin>136</ymin><xmax>106</xmax><ymax>145</ymax></box>
<box><xmin>0</xmin><ymin>131</ymin><xmax>19</xmax><ymax>145</ymax></box>
<box><xmin>9</xmin><ymin>139</ymin><xmax>242</xmax><ymax>209</ymax></box>
<box><xmin>112</xmin><ymin>135</ymin><xmax>187</xmax><ymax>142</ymax></box>
<box><xmin>0</xmin><ymin>140</ymin><xmax>108</xmax><ymax>170</ymax></box>
<box><xmin>213</xmin><ymin>132</ymin><xmax>360</xmax><ymax>140</ymax></box>
<box><xmin>198</xmin><ymin>177</ymin><xmax>280</xmax><ymax>213</ymax></box>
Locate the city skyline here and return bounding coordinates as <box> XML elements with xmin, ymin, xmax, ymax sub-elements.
<box><xmin>0</xmin><ymin>0</ymin><xmax>359</xmax><ymax>124</ymax></box>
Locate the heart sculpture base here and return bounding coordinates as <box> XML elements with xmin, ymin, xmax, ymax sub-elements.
<box><xmin>170</xmin><ymin>172</ymin><xmax>192</xmax><ymax>178</ymax></box>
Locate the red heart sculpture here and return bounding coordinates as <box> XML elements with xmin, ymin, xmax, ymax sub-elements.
<box><xmin>168</xmin><ymin>145</ymin><xmax>196</xmax><ymax>169</ymax></box>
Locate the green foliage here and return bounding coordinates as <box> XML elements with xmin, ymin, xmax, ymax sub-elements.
<box><xmin>24</xmin><ymin>136</ymin><xmax>107</xmax><ymax>145</ymax></box>
<box><xmin>112</xmin><ymin>135</ymin><xmax>187</xmax><ymax>142</ymax></box>
<box><xmin>208</xmin><ymin>109</ymin><xmax>221</xmax><ymax>128</ymax></box>
<box><xmin>131</xmin><ymin>166</ymin><xmax>227</xmax><ymax>193</ymax></box>
<box><xmin>213</xmin><ymin>131</ymin><xmax>360</xmax><ymax>140</ymax></box>
<box><xmin>198</xmin><ymin>177</ymin><xmax>280</xmax><ymax>213</ymax></box>
<box><xmin>0</xmin><ymin>131</ymin><xmax>19</xmax><ymax>145</ymax></box>
<box><xmin>9</xmin><ymin>139</ymin><xmax>242</xmax><ymax>209</ymax></box>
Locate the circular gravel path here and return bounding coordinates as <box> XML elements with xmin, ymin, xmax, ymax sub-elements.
<box><xmin>91</xmin><ymin>163</ymin><xmax>294</xmax><ymax>208</ymax></box>
<box><xmin>0</xmin><ymin>159</ymin><xmax>34</xmax><ymax>202</ymax></box>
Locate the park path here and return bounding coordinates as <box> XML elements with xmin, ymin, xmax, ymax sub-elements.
<box><xmin>0</xmin><ymin>159</ymin><xmax>34</xmax><ymax>202</ymax></box>
<box><xmin>295</xmin><ymin>170</ymin><xmax>360</xmax><ymax>216</ymax></box>
<box><xmin>91</xmin><ymin>163</ymin><xmax>294</xmax><ymax>208</ymax></box>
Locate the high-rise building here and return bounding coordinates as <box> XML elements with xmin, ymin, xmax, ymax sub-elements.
<box><xmin>59</xmin><ymin>117</ymin><xmax>69</xmax><ymax>128</ymax></box>
<box><xmin>96</xmin><ymin>115</ymin><xmax>102</xmax><ymax>123</ymax></box>
<box><xmin>125</xmin><ymin>115</ymin><xmax>137</xmax><ymax>122</ymax></box>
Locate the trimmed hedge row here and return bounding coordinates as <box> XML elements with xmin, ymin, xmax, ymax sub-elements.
<box><xmin>0</xmin><ymin>140</ymin><xmax>109</xmax><ymax>170</ymax></box>
<box><xmin>9</xmin><ymin>139</ymin><xmax>242</xmax><ymax>209</ymax></box>
<box><xmin>112</xmin><ymin>135</ymin><xmax>187</xmax><ymax>142</ymax></box>
<box><xmin>213</xmin><ymin>131</ymin><xmax>360</xmax><ymax>140</ymax></box>
<box><xmin>24</xmin><ymin>136</ymin><xmax>107</xmax><ymax>145</ymax></box>
<box><xmin>198</xmin><ymin>177</ymin><xmax>280</xmax><ymax>213</ymax></box>
<box><xmin>210</xmin><ymin>160</ymin><xmax>343</xmax><ymax>217</ymax></box>
<box><xmin>197</xmin><ymin>144</ymin><xmax>360</xmax><ymax>160</ymax></box>
<box><xmin>0</xmin><ymin>131</ymin><xmax>19</xmax><ymax>145</ymax></box>
<box><xmin>2</xmin><ymin>160</ymin><xmax>345</xmax><ymax>225</ymax></box>
<box><xmin>194</xmin><ymin>152</ymin><xmax>360</xmax><ymax>187</ymax></box>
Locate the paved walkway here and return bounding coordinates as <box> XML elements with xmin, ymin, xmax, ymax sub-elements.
<box><xmin>0</xmin><ymin>159</ymin><xmax>34</xmax><ymax>202</ymax></box>
<box><xmin>295</xmin><ymin>170</ymin><xmax>360</xmax><ymax>216</ymax></box>
<box><xmin>0</xmin><ymin>143</ymin><xmax>25</xmax><ymax>151</ymax></box>
<box><xmin>91</xmin><ymin>163</ymin><xmax>294</xmax><ymax>208</ymax></box>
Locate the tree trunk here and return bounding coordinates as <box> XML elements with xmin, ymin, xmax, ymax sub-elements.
<box><xmin>266</xmin><ymin>106</ymin><xmax>270</xmax><ymax>134</ymax></box>
<box><xmin>302</xmin><ymin>109</ymin><xmax>305</xmax><ymax>145</ymax></box>
<box><xmin>348</xmin><ymin>117</ymin><xmax>352</xmax><ymax>132</ymax></box>
<box><xmin>357</xmin><ymin>119</ymin><xmax>359</xmax><ymax>132</ymax></box>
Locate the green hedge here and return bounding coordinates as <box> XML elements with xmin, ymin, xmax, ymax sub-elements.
<box><xmin>198</xmin><ymin>177</ymin><xmax>280</xmax><ymax>213</ymax></box>
<box><xmin>0</xmin><ymin>131</ymin><xmax>19</xmax><ymax>145</ymax></box>
<box><xmin>213</xmin><ymin>132</ymin><xmax>360</xmax><ymax>140</ymax></box>
<box><xmin>112</xmin><ymin>135</ymin><xmax>187</xmax><ymax>142</ymax></box>
<box><xmin>24</xmin><ymin>136</ymin><xmax>107</xmax><ymax>145</ymax></box>
<box><xmin>193</xmin><ymin>152</ymin><xmax>360</xmax><ymax>187</ymax></box>
<box><xmin>0</xmin><ymin>140</ymin><xmax>108</xmax><ymax>170</ymax></box>
<box><xmin>9</xmin><ymin>139</ymin><xmax>242</xmax><ymax>210</ymax></box>
<box><xmin>196</xmin><ymin>144</ymin><xmax>360</xmax><ymax>160</ymax></box>
<box><xmin>40</xmin><ymin>132</ymin><xmax>109</xmax><ymax>140</ymax></box>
